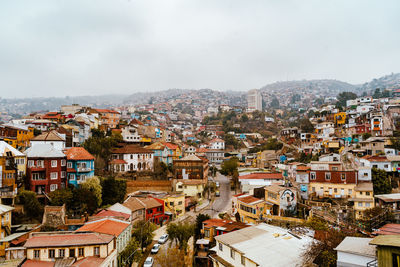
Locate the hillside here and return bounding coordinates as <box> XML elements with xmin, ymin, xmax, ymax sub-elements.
<box><xmin>357</xmin><ymin>73</ymin><xmax>400</xmax><ymax>92</ymax></box>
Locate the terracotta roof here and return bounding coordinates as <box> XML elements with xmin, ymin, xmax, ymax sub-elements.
<box><xmin>110</xmin><ymin>159</ymin><xmax>127</xmax><ymax>164</ymax></box>
<box><xmin>22</xmin><ymin>260</ymin><xmax>54</xmax><ymax>267</ymax></box>
<box><xmin>146</xmin><ymin>142</ymin><xmax>165</xmax><ymax>150</ymax></box>
<box><xmin>32</xmin><ymin>130</ymin><xmax>65</xmax><ymax>141</ymax></box>
<box><xmin>64</xmin><ymin>147</ymin><xmax>94</xmax><ymax>160</ymax></box>
<box><xmin>93</xmin><ymin>209</ymin><xmax>130</xmax><ymax>220</ymax></box>
<box><xmin>296</xmin><ymin>165</ymin><xmax>310</xmax><ymax>171</ymax></box>
<box><xmin>24</xmin><ymin>232</ymin><xmax>114</xmax><ymax>248</ymax></box>
<box><xmin>373</xmin><ymin>224</ymin><xmax>400</xmax><ymax>235</ymax></box>
<box><xmin>164</xmin><ymin>142</ymin><xmax>179</xmax><ymax>150</ymax></box>
<box><xmin>94</xmin><ymin>108</ymin><xmax>120</xmax><ymax>114</ymax></box>
<box><xmin>112</xmin><ymin>144</ymin><xmax>153</xmax><ymax>154</ymax></box>
<box><xmin>362</xmin><ymin>155</ymin><xmax>389</xmax><ymax>162</ymax></box>
<box><xmin>239</xmin><ymin>173</ymin><xmax>283</xmax><ymax>180</ymax></box>
<box><xmin>203</xmin><ymin>219</ymin><xmax>230</xmax><ymax>228</ymax></box>
<box><xmin>73</xmin><ymin>257</ymin><xmax>107</xmax><ymax>267</ymax></box>
<box><xmin>123</xmin><ymin>196</ymin><xmax>161</xmax><ymax>210</ymax></box>
<box><xmin>130</xmin><ymin>118</ymin><xmax>144</xmax><ymax>125</ymax></box>
<box><xmin>237</xmin><ymin>195</ymin><xmax>264</xmax><ymax>205</ymax></box>
<box><xmin>76</xmin><ymin>218</ymin><xmax>130</xmax><ymax>237</ymax></box>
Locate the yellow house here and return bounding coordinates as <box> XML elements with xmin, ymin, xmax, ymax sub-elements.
<box><xmin>0</xmin><ymin>125</ymin><xmax>34</xmax><ymax>150</ymax></box>
<box><xmin>334</xmin><ymin>112</ymin><xmax>347</xmax><ymax>126</ymax></box>
<box><xmin>175</xmin><ymin>179</ymin><xmax>205</xmax><ymax>200</ymax></box>
<box><xmin>0</xmin><ymin>141</ymin><xmax>27</xmax><ymax>200</ymax></box>
<box><xmin>24</xmin><ymin>231</ymin><xmax>118</xmax><ymax>266</ymax></box>
<box><xmin>161</xmin><ymin>193</ymin><xmax>186</xmax><ymax>218</ymax></box>
<box><xmin>0</xmin><ymin>204</ymin><xmax>14</xmax><ymax>257</ymax></box>
<box><xmin>349</xmin><ymin>182</ymin><xmax>375</xmax><ymax>219</ymax></box>
<box><xmin>236</xmin><ymin>194</ymin><xmax>265</xmax><ymax>224</ymax></box>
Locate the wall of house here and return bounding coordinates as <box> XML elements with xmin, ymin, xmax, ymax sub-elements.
<box><xmin>309</xmin><ymin>182</ymin><xmax>356</xmax><ymax>199</ymax></box>
<box><xmin>377</xmin><ymin>246</ymin><xmax>400</xmax><ymax>267</ymax></box>
<box><xmin>337</xmin><ymin>251</ymin><xmax>375</xmax><ymax>267</ymax></box>
<box><xmin>215</xmin><ymin>241</ymin><xmax>257</xmax><ymax>267</ymax></box>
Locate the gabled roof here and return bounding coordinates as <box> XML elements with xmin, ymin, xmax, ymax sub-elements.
<box><xmin>145</xmin><ymin>142</ymin><xmax>165</xmax><ymax>150</ymax></box>
<box><xmin>237</xmin><ymin>195</ymin><xmax>264</xmax><ymax>205</ymax></box>
<box><xmin>239</xmin><ymin>173</ymin><xmax>283</xmax><ymax>180</ymax></box>
<box><xmin>123</xmin><ymin>196</ymin><xmax>162</xmax><ymax>211</ymax></box>
<box><xmin>372</xmin><ymin>223</ymin><xmax>400</xmax><ymax>235</ymax></box>
<box><xmin>335</xmin><ymin>237</ymin><xmax>375</xmax><ymax>257</ymax></box>
<box><xmin>24</xmin><ymin>232</ymin><xmax>114</xmax><ymax>248</ymax></box>
<box><xmin>25</xmin><ymin>144</ymin><xmax>66</xmax><ymax>158</ymax></box>
<box><xmin>0</xmin><ymin>141</ymin><xmax>24</xmax><ymax>157</ymax></box>
<box><xmin>112</xmin><ymin>144</ymin><xmax>153</xmax><ymax>154</ymax></box>
<box><xmin>64</xmin><ymin>147</ymin><xmax>94</xmax><ymax>160</ymax></box>
<box><xmin>32</xmin><ymin>130</ymin><xmax>65</xmax><ymax>142</ymax></box>
<box><xmin>164</xmin><ymin>142</ymin><xmax>179</xmax><ymax>150</ymax></box>
<box><xmin>0</xmin><ymin>204</ymin><xmax>14</xmax><ymax>215</ymax></box>
<box><xmin>93</xmin><ymin>209</ymin><xmax>130</xmax><ymax>221</ymax></box>
<box><xmin>76</xmin><ymin>218</ymin><xmax>130</xmax><ymax>237</ymax></box>
<box><xmin>130</xmin><ymin>118</ymin><xmax>144</xmax><ymax>125</ymax></box>
<box><xmin>179</xmin><ymin>154</ymin><xmax>202</xmax><ymax>161</ymax></box>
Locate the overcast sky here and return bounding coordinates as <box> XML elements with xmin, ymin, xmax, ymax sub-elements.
<box><xmin>1</xmin><ymin>0</ymin><xmax>399</xmax><ymax>98</ymax></box>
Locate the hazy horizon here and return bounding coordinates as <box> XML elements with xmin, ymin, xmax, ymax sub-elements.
<box><xmin>1</xmin><ymin>0</ymin><xmax>399</xmax><ymax>98</ymax></box>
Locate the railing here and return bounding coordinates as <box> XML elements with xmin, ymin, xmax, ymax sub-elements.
<box><xmin>77</xmin><ymin>167</ymin><xmax>92</xmax><ymax>172</ymax></box>
<box><xmin>366</xmin><ymin>259</ymin><xmax>377</xmax><ymax>267</ymax></box>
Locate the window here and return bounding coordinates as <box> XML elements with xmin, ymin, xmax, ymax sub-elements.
<box><xmin>69</xmin><ymin>248</ymin><xmax>75</xmax><ymax>258</ymax></box>
<box><xmin>67</xmin><ymin>162</ymin><xmax>73</xmax><ymax>168</ymax></box>
<box><xmin>78</xmin><ymin>248</ymin><xmax>84</xmax><ymax>257</ymax></box>
<box><xmin>34</xmin><ymin>250</ymin><xmax>40</xmax><ymax>259</ymax></box>
<box><xmin>348</xmin><ymin>189</ymin><xmax>352</xmax><ymax>195</ymax></box>
<box><xmin>28</xmin><ymin>160</ymin><xmax>34</xmax><ymax>167</ymax></box>
<box><xmin>392</xmin><ymin>253</ymin><xmax>400</xmax><ymax>267</ymax></box>
<box><xmin>205</xmin><ymin>229</ymin><xmax>210</xmax><ymax>237</ymax></box>
<box><xmin>312</xmin><ymin>187</ymin><xmax>315</xmax><ymax>192</ymax></box>
<box><xmin>372</xmin><ymin>165</ymin><xmax>378</xmax><ymax>169</ymax></box>
<box><xmin>325</xmin><ymin>172</ymin><xmax>331</xmax><ymax>180</ymax></box>
<box><xmin>32</xmin><ymin>173</ymin><xmax>42</xmax><ymax>180</ymax></box>
<box><xmin>51</xmin><ymin>160</ymin><xmax>57</xmax><ymax>167</ymax></box>
<box><xmin>358</xmin><ymin>202</ymin><xmax>363</xmax><ymax>207</ymax></box>
<box><xmin>61</xmin><ymin>160</ymin><xmax>66</xmax><ymax>166</ymax></box>
<box><xmin>94</xmin><ymin>246</ymin><xmax>100</xmax><ymax>256</ymax></box>
<box><xmin>365</xmin><ymin>202</ymin><xmax>371</xmax><ymax>208</ymax></box>
<box><xmin>310</xmin><ymin>172</ymin><xmax>316</xmax><ymax>180</ymax></box>
<box><xmin>50</xmin><ymin>172</ymin><xmax>58</xmax><ymax>180</ymax></box>
<box><xmin>332</xmin><ymin>167</ymin><xmax>338</xmax><ymax>171</ymax></box>
<box><xmin>219</xmin><ymin>243</ymin><xmax>223</xmax><ymax>251</ymax></box>
<box><xmin>384</xmin><ymin>164</ymin><xmax>389</xmax><ymax>169</ymax></box>
<box><xmin>49</xmin><ymin>249</ymin><xmax>55</xmax><ymax>258</ymax></box>
<box><xmin>169</xmin><ymin>202</ymin><xmax>174</xmax><ymax>206</ymax></box>
<box><xmin>50</xmin><ymin>184</ymin><xmax>58</xmax><ymax>191</ymax></box>
<box><xmin>341</xmin><ymin>173</ymin><xmax>346</xmax><ymax>181</ymax></box>
<box><xmin>334</xmin><ymin>188</ymin><xmax>337</xmax><ymax>193</ymax></box>
<box><xmin>241</xmin><ymin>255</ymin><xmax>246</xmax><ymax>266</ymax></box>
<box><xmin>230</xmin><ymin>248</ymin><xmax>235</xmax><ymax>259</ymax></box>
<box><xmin>59</xmin><ymin>249</ymin><xmax>65</xmax><ymax>258</ymax></box>
<box><xmin>61</xmin><ymin>171</ymin><xmax>66</xmax><ymax>178</ymax></box>
<box><xmin>366</xmin><ymin>191</ymin><xmax>371</xmax><ymax>196</ymax></box>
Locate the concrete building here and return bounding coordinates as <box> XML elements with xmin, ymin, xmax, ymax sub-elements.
<box><xmin>247</xmin><ymin>89</ymin><xmax>262</xmax><ymax>112</ymax></box>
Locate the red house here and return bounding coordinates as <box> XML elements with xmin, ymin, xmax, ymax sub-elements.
<box><xmin>123</xmin><ymin>195</ymin><xmax>168</xmax><ymax>225</ymax></box>
<box><xmin>355</xmin><ymin>123</ymin><xmax>371</xmax><ymax>134</ymax></box>
<box><xmin>24</xmin><ymin>144</ymin><xmax>67</xmax><ymax>196</ymax></box>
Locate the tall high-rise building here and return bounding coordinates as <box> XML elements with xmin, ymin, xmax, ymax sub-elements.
<box><xmin>247</xmin><ymin>89</ymin><xmax>262</xmax><ymax>112</ymax></box>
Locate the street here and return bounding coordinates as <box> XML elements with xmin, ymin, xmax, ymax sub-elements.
<box><xmin>148</xmin><ymin>172</ymin><xmax>232</xmax><ymax>266</ymax></box>
<box><xmin>203</xmin><ymin>172</ymin><xmax>232</xmax><ymax>217</ymax></box>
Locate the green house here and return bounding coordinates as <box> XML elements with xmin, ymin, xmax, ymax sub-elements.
<box><xmin>370</xmin><ymin>235</ymin><xmax>400</xmax><ymax>267</ymax></box>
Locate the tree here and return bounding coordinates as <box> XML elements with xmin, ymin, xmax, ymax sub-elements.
<box><xmin>372</xmin><ymin>168</ymin><xmax>392</xmax><ymax>195</ymax></box>
<box><xmin>232</xmin><ymin>169</ymin><xmax>239</xmax><ymax>193</ymax></box>
<box><xmin>220</xmin><ymin>157</ymin><xmax>239</xmax><ymax>176</ymax></box>
<box><xmin>72</xmin><ymin>186</ymin><xmax>99</xmax><ymax>215</ymax></box>
<box><xmin>101</xmin><ymin>177</ymin><xmax>127</xmax><ymax>206</ymax></box>
<box><xmin>195</xmin><ymin>214</ymin><xmax>210</xmax><ymax>240</ymax></box>
<box><xmin>132</xmin><ymin>220</ymin><xmax>157</xmax><ymax>249</ymax></box>
<box><xmin>153</xmin><ymin>160</ymin><xmax>169</xmax><ymax>180</ymax></box>
<box><xmin>48</xmin><ymin>188</ymin><xmax>74</xmax><ymax>208</ymax></box>
<box><xmin>241</xmin><ymin>114</ymin><xmax>249</xmax><ymax>122</ymax></box>
<box><xmin>224</xmin><ymin>133</ymin><xmax>239</xmax><ymax>149</ymax></box>
<box><xmin>336</xmin><ymin>92</ymin><xmax>357</xmax><ymax>108</ymax></box>
<box><xmin>299</xmin><ymin>118</ymin><xmax>314</xmax><ymax>133</ymax></box>
<box><xmin>166</xmin><ymin>221</ymin><xmax>195</xmax><ymax>251</ymax></box>
<box><xmin>154</xmin><ymin>245</ymin><xmax>192</xmax><ymax>267</ymax></box>
<box><xmin>270</xmin><ymin>97</ymin><xmax>280</xmax><ymax>108</ymax></box>
<box><xmin>81</xmin><ymin>176</ymin><xmax>102</xmax><ymax>207</ymax></box>
<box><xmin>16</xmin><ymin>190</ymin><xmax>43</xmax><ymax>221</ymax></box>
<box><xmin>118</xmin><ymin>238</ymin><xmax>142</xmax><ymax>266</ymax></box>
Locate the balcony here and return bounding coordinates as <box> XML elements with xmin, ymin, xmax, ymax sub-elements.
<box><xmin>77</xmin><ymin>167</ymin><xmax>92</xmax><ymax>172</ymax></box>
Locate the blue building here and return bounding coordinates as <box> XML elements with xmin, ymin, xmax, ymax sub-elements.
<box><xmin>64</xmin><ymin>147</ymin><xmax>95</xmax><ymax>187</ymax></box>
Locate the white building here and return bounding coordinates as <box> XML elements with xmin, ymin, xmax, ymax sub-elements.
<box><xmin>30</xmin><ymin>130</ymin><xmax>66</xmax><ymax>151</ymax></box>
<box><xmin>247</xmin><ymin>89</ymin><xmax>262</xmax><ymax>112</ymax></box>
<box><xmin>211</xmin><ymin>223</ymin><xmax>314</xmax><ymax>267</ymax></box>
<box><xmin>335</xmin><ymin>237</ymin><xmax>376</xmax><ymax>267</ymax></box>
<box><xmin>208</xmin><ymin>138</ymin><xmax>225</xmax><ymax>150</ymax></box>
<box><xmin>109</xmin><ymin>144</ymin><xmax>154</xmax><ymax>172</ymax></box>
<box><xmin>121</xmin><ymin>126</ymin><xmax>142</xmax><ymax>143</ymax></box>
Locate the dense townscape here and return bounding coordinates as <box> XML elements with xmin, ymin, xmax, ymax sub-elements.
<box><xmin>0</xmin><ymin>74</ymin><xmax>400</xmax><ymax>267</ymax></box>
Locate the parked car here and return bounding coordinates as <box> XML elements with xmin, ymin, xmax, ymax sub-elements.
<box><xmin>151</xmin><ymin>244</ymin><xmax>161</xmax><ymax>254</ymax></box>
<box><xmin>158</xmin><ymin>234</ymin><xmax>169</xmax><ymax>244</ymax></box>
<box><xmin>215</xmin><ymin>190</ymin><xmax>220</xmax><ymax>197</ymax></box>
<box><xmin>216</xmin><ymin>181</ymin><xmax>220</xmax><ymax>187</ymax></box>
<box><xmin>144</xmin><ymin>257</ymin><xmax>154</xmax><ymax>267</ymax></box>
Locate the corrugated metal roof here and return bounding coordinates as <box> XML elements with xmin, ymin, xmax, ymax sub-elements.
<box><xmin>335</xmin><ymin>237</ymin><xmax>375</xmax><ymax>257</ymax></box>
<box><xmin>24</xmin><ymin>144</ymin><xmax>65</xmax><ymax>158</ymax></box>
